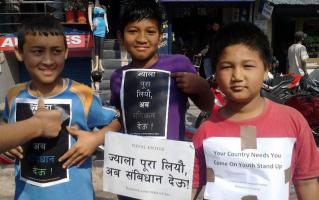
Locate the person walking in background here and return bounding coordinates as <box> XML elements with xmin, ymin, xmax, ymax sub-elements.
<box><xmin>287</xmin><ymin>31</ymin><xmax>309</xmax><ymax>75</ymax></box>
<box><xmin>198</xmin><ymin>21</ymin><xmax>220</xmax><ymax>78</ymax></box>
<box><xmin>88</xmin><ymin>0</ymin><xmax>109</xmax><ymax>72</ymax></box>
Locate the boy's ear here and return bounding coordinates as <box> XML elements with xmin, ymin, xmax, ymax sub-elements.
<box><xmin>64</xmin><ymin>48</ymin><xmax>69</xmax><ymax>60</ymax></box>
<box><xmin>116</xmin><ymin>31</ymin><xmax>123</xmax><ymax>46</ymax></box>
<box><xmin>263</xmin><ymin>68</ymin><xmax>269</xmax><ymax>81</ymax></box>
<box><xmin>159</xmin><ymin>32</ymin><xmax>163</xmax><ymax>45</ymax></box>
<box><xmin>14</xmin><ymin>47</ymin><xmax>23</xmax><ymax>62</ymax></box>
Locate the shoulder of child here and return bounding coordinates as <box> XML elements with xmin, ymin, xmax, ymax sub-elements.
<box><xmin>69</xmin><ymin>80</ymin><xmax>94</xmax><ymax>97</ymax></box>
<box><xmin>6</xmin><ymin>82</ymin><xmax>28</xmax><ymax>100</ymax></box>
<box><xmin>269</xmin><ymin>100</ymin><xmax>306</xmax><ymax>122</ymax></box>
<box><xmin>163</xmin><ymin>54</ymin><xmax>190</xmax><ymax>62</ymax></box>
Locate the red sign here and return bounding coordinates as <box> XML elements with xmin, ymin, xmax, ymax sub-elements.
<box><xmin>0</xmin><ymin>34</ymin><xmax>93</xmax><ymax>52</ymax></box>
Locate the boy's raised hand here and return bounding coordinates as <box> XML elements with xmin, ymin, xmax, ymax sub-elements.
<box><xmin>33</xmin><ymin>97</ymin><xmax>62</xmax><ymax>138</ymax></box>
<box><xmin>4</xmin><ymin>98</ymin><xmax>62</xmax><ymax>160</ymax></box>
<box><xmin>172</xmin><ymin>72</ymin><xmax>207</xmax><ymax>94</ymax></box>
<box><xmin>59</xmin><ymin>126</ymin><xmax>100</xmax><ymax>168</ymax></box>
<box><xmin>172</xmin><ymin>72</ymin><xmax>213</xmax><ymax>112</ymax></box>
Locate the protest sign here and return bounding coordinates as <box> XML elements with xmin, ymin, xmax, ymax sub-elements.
<box><xmin>103</xmin><ymin>132</ymin><xmax>194</xmax><ymax>200</ymax></box>
<box><xmin>121</xmin><ymin>69</ymin><xmax>170</xmax><ymax>138</ymax></box>
<box><xmin>15</xmin><ymin>98</ymin><xmax>71</xmax><ymax>187</ymax></box>
<box><xmin>203</xmin><ymin>137</ymin><xmax>295</xmax><ymax>199</ymax></box>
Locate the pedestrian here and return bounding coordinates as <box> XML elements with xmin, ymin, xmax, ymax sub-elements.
<box><xmin>88</xmin><ymin>0</ymin><xmax>109</xmax><ymax>72</ymax></box>
<box><xmin>110</xmin><ymin>0</ymin><xmax>212</xmax><ymax>142</ymax></box>
<box><xmin>198</xmin><ymin>21</ymin><xmax>221</xmax><ymax>78</ymax></box>
<box><xmin>287</xmin><ymin>31</ymin><xmax>309</xmax><ymax>75</ymax></box>
<box><xmin>90</xmin><ymin>69</ymin><xmax>103</xmax><ymax>95</ymax></box>
<box><xmin>2</xmin><ymin>15</ymin><xmax>120</xmax><ymax>200</ymax></box>
<box><xmin>192</xmin><ymin>22</ymin><xmax>319</xmax><ymax>200</ymax></box>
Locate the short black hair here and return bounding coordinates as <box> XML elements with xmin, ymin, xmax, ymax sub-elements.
<box><xmin>210</xmin><ymin>22</ymin><xmax>272</xmax><ymax>70</ymax></box>
<box><xmin>17</xmin><ymin>15</ymin><xmax>67</xmax><ymax>50</ymax></box>
<box><xmin>294</xmin><ymin>31</ymin><xmax>306</xmax><ymax>42</ymax></box>
<box><xmin>118</xmin><ymin>0</ymin><xmax>164</xmax><ymax>38</ymax></box>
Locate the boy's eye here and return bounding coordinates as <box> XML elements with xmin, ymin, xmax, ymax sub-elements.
<box><xmin>219</xmin><ymin>65</ymin><xmax>232</xmax><ymax>70</ymax></box>
<box><xmin>147</xmin><ymin>30</ymin><xmax>157</xmax><ymax>34</ymax></box>
<box><xmin>53</xmin><ymin>49</ymin><xmax>63</xmax><ymax>55</ymax></box>
<box><xmin>127</xmin><ymin>29</ymin><xmax>137</xmax><ymax>33</ymax></box>
<box><xmin>244</xmin><ymin>64</ymin><xmax>255</xmax><ymax>69</ymax></box>
<box><xmin>31</xmin><ymin>50</ymin><xmax>43</xmax><ymax>55</ymax></box>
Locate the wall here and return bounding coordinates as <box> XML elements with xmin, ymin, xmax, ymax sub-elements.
<box><xmin>0</xmin><ymin>52</ymin><xmax>19</xmax><ymax>106</ymax></box>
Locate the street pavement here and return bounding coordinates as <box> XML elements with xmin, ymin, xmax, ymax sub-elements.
<box><xmin>0</xmin><ymin>101</ymin><xmax>297</xmax><ymax>199</ymax></box>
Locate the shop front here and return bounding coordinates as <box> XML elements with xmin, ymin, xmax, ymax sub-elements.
<box><xmin>0</xmin><ymin>1</ymin><xmax>94</xmax><ymax>103</ymax></box>
<box><xmin>263</xmin><ymin>0</ymin><xmax>319</xmax><ymax>74</ymax></box>
<box><xmin>160</xmin><ymin>0</ymin><xmax>255</xmax><ymax>58</ymax></box>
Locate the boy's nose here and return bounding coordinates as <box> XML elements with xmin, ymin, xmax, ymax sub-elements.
<box><xmin>136</xmin><ymin>33</ymin><xmax>147</xmax><ymax>43</ymax></box>
<box><xmin>232</xmin><ymin>67</ymin><xmax>244</xmax><ymax>81</ymax></box>
<box><xmin>42</xmin><ymin>53</ymin><xmax>54</xmax><ymax>65</ymax></box>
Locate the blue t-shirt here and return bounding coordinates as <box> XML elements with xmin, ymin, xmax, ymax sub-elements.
<box><xmin>93</xmin><ymin>6</ymin><xmax>106</xmax><ymax>37</ymax></box>
<box><xmin>110</xmin><ymin>54</ymin><xmax>196</xmax><ymax>140</ymax></box>
<box><xmin>3</xmin><ymin>79</ymin><xmax>117</xmax><ymax>200</ymax></box>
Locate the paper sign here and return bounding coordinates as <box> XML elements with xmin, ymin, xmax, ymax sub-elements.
<box><xmin>203</xmin><ymin>137</ymin><xmax>295</xmax><ymax>200</ymax></box>
<box><xmin>15</xmin><ymin>98</ymin><xmax>71</xmax><ymax>187</ymax></box>
<box><xmin>120</xmin><ymin>69</ymin><xmax>170</xmax><ymax>138</ymax></box>
<box><xmin>103</xmin><ymin>132</ymin><xmax>194</xmax><ymax>200</ymax></box>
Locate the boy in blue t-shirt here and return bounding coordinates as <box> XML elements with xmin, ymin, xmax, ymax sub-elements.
<box><xmin>3</xmin><ymin>15</ymin><xmax>120</xmax><ymax>200</ymax></box>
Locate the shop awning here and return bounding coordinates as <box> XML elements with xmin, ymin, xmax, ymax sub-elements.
<box><xmin>160</xmin><ymin>0</ymin><xmax>254</xmax><ymax>2</ymax></box>
<box><xmin>267</xmin><ymin>0</ymin><xmax>319</xmax><ymax>5</ymax></box>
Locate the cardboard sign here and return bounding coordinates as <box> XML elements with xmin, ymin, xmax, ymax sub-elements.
<box><xmin>120</xmin><ymin>69</ymin><xmax>170</xmax><ymax>138</ymax></box>
<box><xmin>15</xmin><ymin>98</ymin><xmax>71</xmax><ymax>187</ymax></box>
<box><xmin>203</xmin><ymin>137</ymin><xmax>296</xmax><ymax>199</ymax></box>
<box><xmin>103</xmin><ymin>133</ymin><xmax>194</xmax><ymax>200</ymax></box>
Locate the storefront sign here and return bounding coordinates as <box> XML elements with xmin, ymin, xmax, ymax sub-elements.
<box><xmin>261</xmin><ymin>2</ymin><xmax>274</xmax><ymax>19</ymax></box>
<box><xmin>103</xmin><ymin>132</ymin><xmax>194</xmax><ymax>200</ymax></box>
<box><xmin>0</xmin><ymin>34</ymin><xmax>93</xmax><ymax>51</ymax></box>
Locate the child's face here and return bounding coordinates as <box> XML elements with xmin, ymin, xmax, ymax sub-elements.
<box><xmin>122</xmin><ymin>18</ymin><xmax>161</xmax><ymax>67</ymax></box>
<box><xmin>216</xmin><ymin>44</ymin><xmax>268</xmax><ymax>104</ymax></box>
<box><xmin>15</xmin><ymin>34</ymin><xmax>68</xmax><ymax>85</ymax></box>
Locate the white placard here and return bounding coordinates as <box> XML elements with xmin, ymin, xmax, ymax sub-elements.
<box><xmin>203</xmin><ymin>137</ymin><xmax>295</xmax><ymax>200</ymax></box>
<box><xmin>103</xmin><ymin>132</ymin><xmax>194</xmax><ymax>200</ymax></box>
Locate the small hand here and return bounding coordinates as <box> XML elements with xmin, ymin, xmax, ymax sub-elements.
<box><xmin>5</xmin><ymin>146</ymin><xmax>23</xmax><ymax>159</ymax></box>
<box><xmin>172</xmin><ymin>72</ymin><xmax>205</xmax><ymax>94</ymax></box>
<box><xmin>59</xmin><ymin>126</ymin><xmax>99</xmax><ymax>168</ymax></box>
<box><xmin>33</xmin><ymin>97</ymin><xmax>62</xmax><ymax>138</ymax></box>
